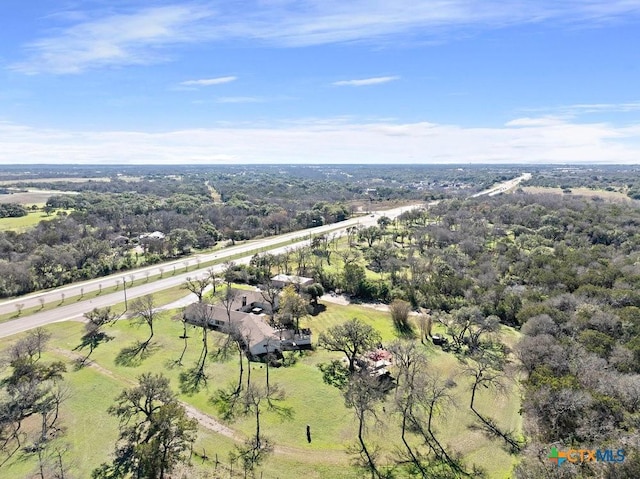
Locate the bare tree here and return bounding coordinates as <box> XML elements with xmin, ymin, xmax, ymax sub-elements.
<box><xmin>259</xmin><ymin>278</ymin><xmax>280</xmax><ymax>323</ymax></box>
<box><xmin>293</xmin><ymin>247</ymin><xmax>311</xmax><ymax>276</ymax></box>
<box><xmin>179</xmin><ymin>302</ymin><xmax>215</xmax><ymax>392</ymax></box>
<box><xmin>343</xmin><ymin>372</ymin><xmax>385</xmax><ymax>479</ymax></box>
<box><xmin>206</xmin><ymin>267</ymin><xmax>218</xmax><ymax>294</ymax></box>
<box><xmin>389</xmin><ymin>299</ymin><xmax>413</xmax><ymax>336</ymax></box>
<box><xmin>216</xmin><ymin>381</ymin><xmax>290</xmax><ymax>475</ymax></box>
<box><xmin>129</xmin><ymin>294</ymin><xmax>159</xmax><ymax>349</ymax></box>
<box><xmin>464</xmin><ymin>351</ymin><xmax>521</xmax><ymax>452</ymax></box>
<box><xmin>416</xmin><ymin>310</ymin><xmax>432</xmax><ymax>344</ymax></box>
<box><xmin>184</xmin><ymin>275</ymin><xmax>211</xmax><ymax>303</ymax></box>
<box><xmin>219</xmin><ymin>286</ymin><xmax>238</xmax><ymax>327</ymax></box>
<box><xmin>390</xmin><ymin>340</ymin><xmax>431</xmax><ymax>477</ymax></box>
<box><xmin>13</xmin><ymin>328</ymin><xmax>52</xmax><ymax>361</ymax></box>
<box><xmin>78</xmin><ymin>307</ymin><xmax>116</xmax><ymax>363</ymax></box>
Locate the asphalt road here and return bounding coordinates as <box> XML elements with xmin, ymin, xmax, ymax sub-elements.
<box><xmin>471</xmin><ymin>173</ymin><xmax>531</xmax><ymax>198</ymax></box>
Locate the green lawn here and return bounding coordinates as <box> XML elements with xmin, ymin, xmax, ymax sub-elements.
<box><xmin>0</xmin><ymin>300</ymin><xmax>523</xmax><ymax>478</ymax></box>
<box><xmin>0</xmin><ymin>210</ymin><xmax>57</xmax><ymax>232</ymax></box>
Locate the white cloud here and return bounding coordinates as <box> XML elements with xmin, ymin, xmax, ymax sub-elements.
<box><xmin>11</xmin><ymin>5</ymin><xmax>212</xmax><ymax>74</ymax></box>
<box><xmin>180</xmin><ymin>76</ymin><xmax>237</xmax><ymax>86</ymax></box>
<box><xmin>0</xmin><ymin>117</ymin><xmax>639</xmax><ymax>165</ymax></box>
<box><xmin>333</xmin><ymin>76</ymin><xmax>399</xmax><ymax>86</ymax></box>
<box><xmin>13</xmin><ymin>1</ymin><xmax>640</xmax><ymax>74</ymax></box>
<box><xmin>216</xmin><ymin>96</ymin><xmax>263</xmax><ymax>103</ymax></box>
<box><xmin>209</xmin><ymin>1</ymin><xmax>640</xmax><ymax>46</ymax></box>
<box><xmin>524</xmin><ymin>101</ymin><xmax>640</xmax><ymax>117</ymax></box>
<box><xmin>505</xmin><ymin>117</ymin><xmax>565</xmax><ymax>127</ymax></box>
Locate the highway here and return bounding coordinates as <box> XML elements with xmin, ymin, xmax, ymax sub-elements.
<box><xmin>471</xmin><ymin>173</ymin><xmax>531</xmax><ymax>198</ymax></box>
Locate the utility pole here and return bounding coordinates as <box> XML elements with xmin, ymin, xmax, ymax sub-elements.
<box><xmin>264</xmin><ymin>342</ymin><xmax>270</xmax><ymax>396</ymax></box>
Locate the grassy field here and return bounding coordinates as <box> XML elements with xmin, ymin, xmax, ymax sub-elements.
<box><xmin>520</xmin><ymin>186</ymin><xmax>631</xmax><ymax>202</ymax></box>
<box><xmin>0</xmin><ymin>190</ymin><xmax>79</xmax><ymax>206</ymax></box>
<box><xmin>0</xmin><ymin>178</ymin><xmax>111</xmax><ymax>185</ymax></box>
<box><xmin>0</xmin><ymin>211</ymin><xmax>46</xmax><ymax>232</ymax></box>
<box><xmin>0</xmin><ymin>210</ymin><xmax>61</xmax><ymax>232</ymax></box>
<box><xmin>0</xmin><ymin>298</ymin><xmax>522</xmax><ymax>478</ymax></box>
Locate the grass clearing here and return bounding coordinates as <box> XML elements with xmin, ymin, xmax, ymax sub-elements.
<box><xmin>0</xmin><ymin>298</ymin><xmax>522</xmax><ymax>478</ymax></box>
<box><xmin>521</xmin><ymin>186</ymin><xmax>631</xmax><ymax>202</ymax></box>
<box><xmin>0</xmin><ymin>210</ymin><xmax>58</xmax><ymax>232</ymax></box>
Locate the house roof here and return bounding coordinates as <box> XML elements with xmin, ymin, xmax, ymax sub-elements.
<box><xmin>183</xmin><ymin>302</ymin><xmax>278</xmax><ymax>350</ymax></box>
<box><xmin>236</xmin><ymin>312</ymin><xmax>279</xmax><ymax>348</ymax></box>
<box><xmin>227</xmin><ymin>289</ymin><xmax>268</xmax><ymax>310</ymax></box>
<box><xmin>139</xmin><ymin>231</ymin><xmax>165</xmax><ymax>240</ymax></box>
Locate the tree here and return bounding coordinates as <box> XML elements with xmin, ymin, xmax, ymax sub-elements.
<box><xmin>343</xmin><ymin>372</ymin><xmax>385</xmax><ymax>479</ymax></box>
<box><xmin>445</xmin><ymin>307</ymin><xmax>499</xmax><ymax>351</ymax></box>
<box><xmin>377</xmin><ymin>216</ymin><xmax>392</xmax><ymax>230</ymax></box>
<box><xmin>179</xmin><ymin>302</ymin><xmax>214</xmax><ymax>392</ymax></box>
<box><xmin>169</xmin><ymin>228</ymin><xmax>197</xmax><ymax>255</ymax></box>
<box><xmin>389</xmin><ymin>299</ymin><xmax>413</xmax><ymax>336</ymax></box>
<box><xmin>318</xmin><ymin>318</ymin><xmax>381</xmax><ymax>373</ymax></box>
<box><xmin>389</xmin><ymin>340</ymin><xmax>468</xmax><ymax>476</ymax></box>
<box><xmin>278</xmin><ymin>285</ymin><xmax>308</xmax><ymax>331</ymax></box>
<box><xmin>416</xmin><ymin>310</ymin><xmax>432</xmax><ymax>344</ymax></box>
<box><xmin>184</xmin><ymin>275</ymin><xmax>211</xmax><ymax>303</ymax></box>
<box><xmin>304</xmin><ymin>283</ymin><xmax>324</xmax><ymax>307</ymax></box>
<box><xmin>79</xmin><ymin>307</ymin><xmax>116</xmax><ymax>363</ymax></box>
<box><xmin>365</xmin><ymin>243</ymin><xmax>392</xmax><ymax>274</ymax></box>
<box><xmin>129</xmin><ymin>295</ymin><xmax>159</xmax><ymax>349</ymax></box>
<box><xmin>259</xmin><ymin>278</ymin><xmax>280</xmax><ymax>322</ymax></box>
<box><xmin>342</xmin><ymin>263</ymin><xmax>366</xmax><ymax>296</ymax></box>
<box><xmin>93</xmin><ymin>373</ymin><xmax>197</xmax><ymax>479</ymax></box>
<box><xmin>464</xmin><ymin>351</ymin><xmax>521</xmax><ymax>452</ymax></box>
<box><xmin>345</xmin><ymin>226</ymin><xmax>358</xmax><ymax>249</ymax></box>
<box><xmin>1</xmin><ymin>330</ymin><xmax>67</xmax><ymax>465</ymax></box>
<box><xmin>359</xmin><ymin>226</ymin><xmax>382</xmax><ymax>248</ymax></box>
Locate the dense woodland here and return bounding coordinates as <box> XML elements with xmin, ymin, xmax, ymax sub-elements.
<box><xmin>0</xmin><ymin>165</ymin><xmax>516</xmax><ymax>298</ymax></box>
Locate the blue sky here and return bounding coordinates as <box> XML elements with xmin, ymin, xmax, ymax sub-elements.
<box><xmin>1</xmin><ymin>0</ymin><xmax>640</xmax><ymax>165</ymax></box>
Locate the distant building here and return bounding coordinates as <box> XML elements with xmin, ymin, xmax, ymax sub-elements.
<box><xmin>139</xmin><ymin>231</ymin><xmax>165</xmax><ymax>240</ymax></box>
